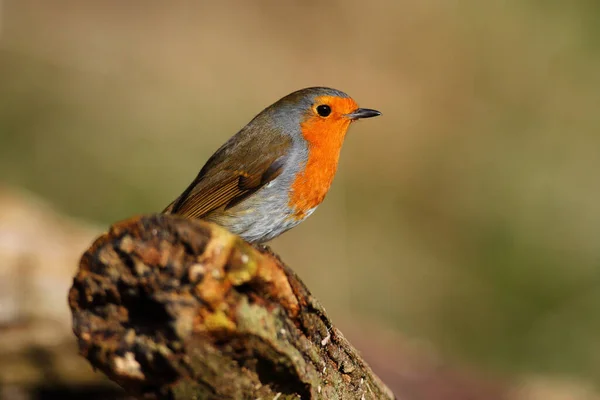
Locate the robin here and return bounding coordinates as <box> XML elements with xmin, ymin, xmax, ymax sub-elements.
<box><xmin>163</xmin><ymin>87</ymin><xmax>380</xmax><ymax>243</ymax></box>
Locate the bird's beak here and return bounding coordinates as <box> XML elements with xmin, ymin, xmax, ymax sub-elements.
<box><xmin>345</xmin><ymin>108</ymin><xmax>382</xmax><ymax>120</ymax></box>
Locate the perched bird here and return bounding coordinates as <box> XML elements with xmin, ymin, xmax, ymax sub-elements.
<box><xmin>164</xmin><ymin>87</ymin><xmax>380</xmax><ymax>243</ymax></box>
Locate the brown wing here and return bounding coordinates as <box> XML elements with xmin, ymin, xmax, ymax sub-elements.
<box><xmin>163</xmin><ymin>127</ymin><xmax>291</xmax><ymax>219</ymax></box>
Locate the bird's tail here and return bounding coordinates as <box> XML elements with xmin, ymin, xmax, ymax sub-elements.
<box><xmin>162</xmin><ymin>200</ymin><xmax>176</xmax><ymax>214</ymax></box>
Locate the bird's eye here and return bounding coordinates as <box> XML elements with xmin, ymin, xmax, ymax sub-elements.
<box><xmin>316</xmin><ymin>104</ymin><xmax>332</xmax><ymax>117</ymax></box>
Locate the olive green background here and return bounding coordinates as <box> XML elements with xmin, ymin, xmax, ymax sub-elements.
<box><xmin>1</xmin><ymin>0</ymin><xmax>599</xmax><ymax>389</ymax></box>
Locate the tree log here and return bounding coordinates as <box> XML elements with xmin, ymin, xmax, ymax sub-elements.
<box><xmin>68</xmin><ymin>214</ymin><xmax>396</xmax><ymax>400</ymax></box>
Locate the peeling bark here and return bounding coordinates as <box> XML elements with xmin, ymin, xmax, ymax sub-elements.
<box><xmin>68</xmin><ymin>214</ymin><xmax>396</xmax><ymax>400</ymax></box>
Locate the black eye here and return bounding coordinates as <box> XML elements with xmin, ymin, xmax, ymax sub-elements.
<box><xmin>316</xmin><ymin>104</ymin><xmax>331</xmax><ymax>117</ymax></box>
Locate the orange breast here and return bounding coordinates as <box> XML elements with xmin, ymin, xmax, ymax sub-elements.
<box><xmin>288</xmin><ymin>105</ymin><xmax>354</xmax><ymax>219</ymax></box>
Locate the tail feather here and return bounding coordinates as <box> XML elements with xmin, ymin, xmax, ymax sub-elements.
<box><xmin>162</xmin><ymin>200</ymin><xmax>176</xmax><ymax>214</ymax></box>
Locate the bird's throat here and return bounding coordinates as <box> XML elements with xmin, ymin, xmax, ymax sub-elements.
<box><xmin>288</xmin><ymin>119</ymin><xmax>349</xmax><ymax>219</ymax></box>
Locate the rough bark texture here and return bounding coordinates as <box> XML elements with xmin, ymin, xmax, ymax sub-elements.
<box><xmin>68</xmin><ymin>214</ymin><xmax>396</xmax><ymax>400</ymax></box>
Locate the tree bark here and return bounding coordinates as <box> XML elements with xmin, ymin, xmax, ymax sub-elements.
<box><xmin>68</xmin><ymin>214</ymin><xmax>396</xmax><ymax>400</ymax></box>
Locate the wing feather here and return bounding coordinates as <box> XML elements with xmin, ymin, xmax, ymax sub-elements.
<box><xmin>163</xmin><ymin>127</ymin><xmax>292</xmax><ymax>220</ymax></box>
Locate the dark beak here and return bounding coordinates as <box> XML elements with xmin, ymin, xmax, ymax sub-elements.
<box><xmin>345</xmin><ymin>108</ymin><xmax>382</xmax><ymax>120</ymax></box>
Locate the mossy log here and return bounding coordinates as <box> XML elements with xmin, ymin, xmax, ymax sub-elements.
<box><xmin>68</xmin><ymin>214</ymin><xmax>396</xmax><ymax>400</ymax></box>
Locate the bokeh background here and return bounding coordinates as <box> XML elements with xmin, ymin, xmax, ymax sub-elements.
<box><xmin>1</xmin><ymin>1</ymin><xmax>600</xmax><ymax>399</ymax></box>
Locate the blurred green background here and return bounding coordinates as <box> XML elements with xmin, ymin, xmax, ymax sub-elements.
<box><xmin>1</xmin><ymin>0</ymin><xmax>599</xmax><ymax>395</ymax></box>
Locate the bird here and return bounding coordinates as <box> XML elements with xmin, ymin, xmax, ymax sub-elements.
<box><xmin>163</xmin><ymin>87</ymin><xmax>380</xmax><ymax>243</ymax></box>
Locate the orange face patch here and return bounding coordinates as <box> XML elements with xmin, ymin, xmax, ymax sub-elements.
<box><xmin>288</xmin><ymin>95</ymin><xmax>359</xmax><ymax>218</ymax></box>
